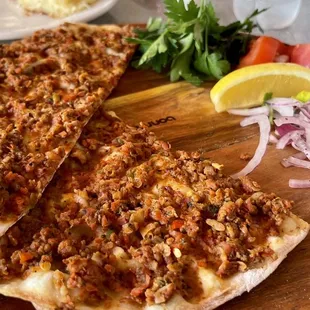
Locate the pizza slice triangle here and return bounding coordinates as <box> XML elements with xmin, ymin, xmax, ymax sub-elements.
<box><xmin>0</xmin><ymin>23</ymin><xmax>136</xmax><ymax>236</ymax></box>
<box><xmin>0</xmin><ymin>109</ymin><xmax>308</xmax><ymax>309</ymax></box>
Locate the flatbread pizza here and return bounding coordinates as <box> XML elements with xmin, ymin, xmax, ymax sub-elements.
<box><xmin>0</xmin><ymin>23</ymin><xmax>136</xmax><ymax>236</ymax></box>
<box><xmin>0</xmin><ymin>109</ymin><xmax>308</xmax><ymax>309</ymax></box>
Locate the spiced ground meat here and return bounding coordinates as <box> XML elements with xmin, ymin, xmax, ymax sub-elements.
<box><xmin>0</xmin><ymin>23</ymin><xmax>135</xmax><ymax>222</ymax></box>
<box><xmin>0</xmin><ymin>110</ymin><xmax>292</xmax><ymax>308</ymax></box>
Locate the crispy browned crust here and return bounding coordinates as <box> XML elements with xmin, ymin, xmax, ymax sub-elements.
<box><xmin>200</xmin><ymin>218</ymin><xmax>309</xmax><ymax>310</ymax></box>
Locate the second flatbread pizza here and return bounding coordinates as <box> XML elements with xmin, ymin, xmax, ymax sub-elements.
<box><xmin>0</xmin><ymin>23</ymin><xmax>135</xmax><ymax>236</ymax></box>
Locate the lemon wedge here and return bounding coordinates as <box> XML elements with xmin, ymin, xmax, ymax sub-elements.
<box><xmin>210</xmin><ymin>63</ymin><xmax>310</xmax><ymax>112</ymax></box>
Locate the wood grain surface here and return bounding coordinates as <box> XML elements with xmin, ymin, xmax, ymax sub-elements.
<box><xmin>1</xmin><ymin>67</ymin><xmax>310</xmax><ymax>310</ymax></box>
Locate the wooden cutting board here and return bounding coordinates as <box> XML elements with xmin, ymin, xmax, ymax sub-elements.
<box><xmin>2</xmin><ymin>68</ymin><xmax>310</xmax><ymax>310</ymax></box>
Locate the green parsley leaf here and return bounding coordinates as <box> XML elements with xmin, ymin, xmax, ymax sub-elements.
<box><xmin>138</xmin><ymin>31</ymin><xmax>168</xmax><ymax>66</ymax></box>
<box><xmin>105</xmin><ymin>229</ymin><xmax>114</xmax><ymax>239</ymax></box>
<box><xmin>147</xmin><ymin>17</ymin><xmax>163</xmax><ymax>32</ymax></box>
<box><xmin>128</xmin><ymin>0</ymin><xmax>264</xmax><ymax>86</ymax></box>
<box><xmin>263</xmin><ymin>92</ymin><xmax>273</xmax><ymax>101</ymax></box>
<box><xmin>170</xmin><ymin>33</ymin><xmax>201</xmax><ymax>83</ymax></box>
<box><xmin>164</xmin><ymin>0</ymin><xmax>199</xmax><ymax>22</ymax></box>
<box><xmin>206</xmin><ymin>53</ymin><xmax>230</xmax><ymax>79</ymax></box>
<box><xmin>182</xmin><ymin>72</ymin><xmax>203</xmax><ymax>86</ymax></box>
<box><xmin>194</xmin><ymin>52</ymin><xmax>210</xmax><ymax>76</ymax></box>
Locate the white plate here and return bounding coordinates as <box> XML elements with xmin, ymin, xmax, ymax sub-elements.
<box><xmin>0</xmin><ymin>0</ymin><xmax>119</xmax><ymax>41</ymax></box>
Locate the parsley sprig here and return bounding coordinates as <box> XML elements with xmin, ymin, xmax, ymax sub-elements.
<box><xmin>128</xmin><ymin>0</ymin><xmax>264</xmax><ymax>86</ymax></box>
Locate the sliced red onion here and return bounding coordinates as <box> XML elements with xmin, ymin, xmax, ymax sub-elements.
<box><xmin>293</xmin><ymin>152</ymin><xmax>308</xmax><ymax>159</ymax></box>
<box><xmin>269</xmin><ymin>133</ymin><xmax>278</xmax><ymax>144</ymax></box>
<box><xmin>272</xmin><ymin>106</ymin><xmax>294</xmax><ymax>117</ymax></box>
<box><xmin>289</xmin><ymin>179</ymin><xmax>310</xmax><ymax>188</ymax></box>
<box><xmin>300</xmin><ymin>108</ymin><xmax>310</xmax><ymax>146</ymax></box>
<box><xmin>293</xmin><ymin>137</ymin><xmax>310</xmax><ymax>159</ymax></box>
<box><xmin>274</xmin><ymin>116</ymin><xmax>310</xmax><ymax>129</ymax></box>
<box><xmin>228</xmin><ymin>106</ymin><xmax>269</xmax><ymax>116</ymax></box>
<box><xmin>276</xmin><ymin>130</ymin><xmax>304</xmax><ymax>149</ymax></box>
<box><xmin>302</xmin><ymin>102</ymin><xmax>310</xmax><ymax>110</ymax></box>
<box><xmin>283</xmin><ymin>152</ymin><xmax>309</xmax><ymax>167</ymax></box>
<box><xmin>300</xmin><ymin>107</ymin><xmax>310</xmax><ymax>120</ymax></box>
<box><xmin>281</xmin><ymin>158</ymin><xmax>291</xmax><ymax>168</ymax></box>
<box><xmin>285</xmin><ymin>156</ymin><xmax>310</xmax><ymax>169</ymax></box>
<box><xmin>299</xmin><ymin>112</ymin><xmax>310</xmax><ymax>123</ymax></box>
<box><xmin>275</xmin><ymin>124</ymin><xmax>299</xmax><ymax>137</ymax></box>
<box><xmin>232</xmin><ymin>115</ymin><xmax>270</xmax><ymax>179</ymax></box>
<box><xmin>305</xmin><ymin>128</ymin><xmax>310</xmax><ymax>148</ymax></box>
<box><xmin>266</xmin><ymin>98</ymin><xmax>301</xmax><ymax>107</ymax></box>
<box><xmin>230</xmin><ymin>98</ymin><xmax>310</xmax><ymax>189</ymax></box>
<box><xmin>291</xmin><ymin>142</ymin><xmax>302</xmax><ymax>151</ymax></box>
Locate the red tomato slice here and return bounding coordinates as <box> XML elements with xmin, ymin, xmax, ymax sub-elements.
<box><xmin>278</xmin><ymin>43</ymin><xmax>294</xmax><ymax>58</ymax></box>
<box><xmin>238</xmin><ymin>36</ymin><xmax>285</xmax><ymax>68</ymax></box>
<box><xmin>291</xmin><ymin>44</ymin><xmax>310</xmax><ymax>68</ymax></box>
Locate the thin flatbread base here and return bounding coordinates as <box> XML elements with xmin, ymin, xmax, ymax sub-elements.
<box><xmin>0</xmin><ymin>216</ymin><xmax>308</xmax><ymax>310</ymax></box>
<box><xmin>0</xmin><ymin>111</ymin><xmax>308</xmax><ymax>310</ymax></box>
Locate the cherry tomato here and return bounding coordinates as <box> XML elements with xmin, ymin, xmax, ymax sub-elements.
<box><xmin>291</xmin><ymin>44</ymin><xmax>310</xmax><ymax>67</ymax></box>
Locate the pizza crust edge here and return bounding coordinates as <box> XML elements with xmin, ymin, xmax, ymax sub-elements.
<box><xmin>198</xmin><ymin>215</ymin><xmax>309</xmax><ymax>310</ymax></box>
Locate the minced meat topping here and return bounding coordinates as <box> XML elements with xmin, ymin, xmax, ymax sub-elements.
<box><xmin>0</xmin><ymin>109</ymin><xmax>292</xmax><ymax>308</ymax></box>
<box><xmin>0</xmin><ymin>23</ymin><xmax>135</xmax><ymax>224</ymax></box>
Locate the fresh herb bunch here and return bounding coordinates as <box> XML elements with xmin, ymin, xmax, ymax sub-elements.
<box><xmin>128</xmin><ymin>0</ymin><xmax>264</xmax><ymax>86</ymax></box>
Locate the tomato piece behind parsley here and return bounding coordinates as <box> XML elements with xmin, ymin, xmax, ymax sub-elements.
<box><xmin>238</xmin><ymin>36</ymin><xmax>284</xmax><ymax>68</ymax></box>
